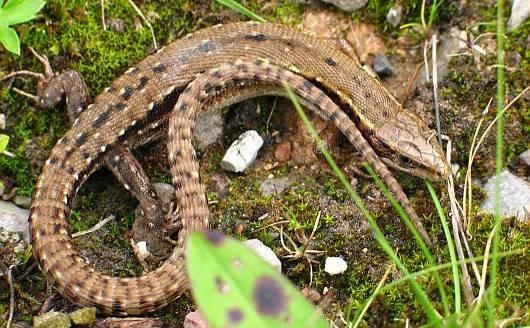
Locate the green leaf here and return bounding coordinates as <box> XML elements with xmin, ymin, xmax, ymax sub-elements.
<box><xmin>187</xmin><ymin>231</ymin><xmax>327</xmax><ymax>328</ymax></box>
<box><xmin>0</xmin><ymin>134</ymin><xmax>9</xmax><ymax>152</ymax></box>
<box><xmin>0</xmin><ymin>0</ymin><xmax>45</xmax><ymax>26</ymax></box>
<box><xmin>0</xmin><ymin>25</ymin><xmax>19</xmax><ymax>54</ymax></box>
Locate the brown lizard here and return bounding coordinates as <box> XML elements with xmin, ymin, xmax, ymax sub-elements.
<box><xmin>20</xmin><ymin>22</ymin><xmax>450</xmax><ymax>315</ymax></box>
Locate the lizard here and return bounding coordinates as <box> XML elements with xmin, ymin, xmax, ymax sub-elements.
<box><xmin>20</xmin><ymin>22</ymin><xmax>451</xmax><ymax>315</ymax></box>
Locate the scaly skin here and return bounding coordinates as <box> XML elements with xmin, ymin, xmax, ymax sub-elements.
<box><xmin>28</xmin><ymin>22</ymin><xmax>450</xmax><ymax>315</ymax></box>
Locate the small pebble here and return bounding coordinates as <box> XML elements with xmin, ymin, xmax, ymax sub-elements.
<box><xmin>373</xmin><ymin>53</ymin><xmax>393</xmax><ymax>77</ymax></box>
<box><xmin>136</xmin><ymin>241</ymin><xmax>150</xmax><ymax>260</ymax></box>
<box><xmin>324</xmin><ymin>257</ymin><xmax>348</xmax><ymax>275</ymax></box>
<box><xmin>386</xmin><ymin>5</ymin><xmax>403</xmax><ymax>27</ymax></box>
<box><xmin>209</xmin><ymin>172</ymin><xmax>231</xmax><ymax>198</ymax></box>
<box><xmin>184</xmin><ymin>311</ymin><xmax>208</xmax><ymax>328</ymax></box>
<box><xmin>260</xmin><ymin>177</ymin><xmax>292</xmax><ymax>196</ymax></box>
<box><xmin>0</xmin><ymin>113</ymin><xmax>5</xmax><ymax>129</ymax></box>
<box><xmin>221</xmin><ymin>130</ymin><xmax>263</xmax><ymax>172</ymax></box>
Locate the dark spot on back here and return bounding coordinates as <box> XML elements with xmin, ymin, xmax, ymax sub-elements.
<box><xmin>178</xmin><ymin>102</ymin><xmax>188</xmax><ymax>111</ymax></box>
<box><xmin>53</xmin><ymin>224</ymin><xmax>60</xmax><ymax>233</ymax></box>
<box><xmin>302</xmin><ymin>80</ymin><xmax>313</xmax><ymax>91</ymax></box>
<box><xmin>205</xmin><ymin>230</ymin><xmax>225</xmax><ymax>245</ymax></box>
<box><xmin>203</xmin><ymin>82</ymin><xmax>213</xmax><ymax>94</ymax></box>
<box><xmin>75</xmin><ymin>133</ymin><xmax>87</xmax><ymax>146</ymax></box>
<box><xmin>245</xmin><ymin>33</ymin><xmax>266</xmax><ymax>41</ymax></box>
<box><xmin>106</xmin><ymin>86</ymin><xmax>116</xmax><ymax>93</ymax></box>
<box><xmin>382</xmin><ymin>110</ymin><xmax>389</xmax><ymax>118</ymax></box>
<box><xmin>153</xmin><ymin>63</ymin><xmax>166</xmax><ymax>74</ymax></box>
<box><xmin>253</xmin><ymin>276</ymin><xmax>287</xmax><ymax>316</ymax></box>
<box><xmin>364</xmin><ymin>91</ymin><xmax>371</xmax><ymax>99</ymax></box>
<box><xmin>114</xmin><ymin>102</ymin><xmax>126</xmax><ymax>111</ymax></box>
<box><xmin>198</xmin><ymin>41</ymin><xmax>215</xmax><ymax>52</ymax></box>
<box><xmin>211</xmin><ymin>70</ymin><xmax>222</xmax><ymax>78</ymax></box>
<box><xmin>325</xmin><ymin>57</ymin><xmax>337</xmax><ymax>66</ymax></box>
<box><xmin>112</xmin><ymin>300</ymin><xmax>124</xmax><ymax>314</ymax></box>
<box><xmin>93</xmin><ymin>111</ymin><xmax>110</xmax><ymax>128</ymax></box>
<box><xmin>137</xmin><ymin>76</ymin><xmax>149</xmax><ymax>90</ymax></box>
<box><xmin>121</xmin><ymin>86</ymin><xmax>132</xmax><ymax>100</ymax></box>
<box><xmin>228</xmin><ymin>308</ymin><xmax>244</xmax><ymax>324</ymax></box>
<box><xmin>49</xmin><ymin>156</ymin><xmax>57</xmax><ymax>164</ymax></box>
<box><xmin>67</xmin><ymin>166</ymin><xmax>75</xmax><ymax>175</ymax></box>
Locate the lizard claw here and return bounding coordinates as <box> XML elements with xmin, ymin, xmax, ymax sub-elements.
<box><xmin>160</xmin><ymin>201</ymin><xmax>182</xmax><ymax>245</ymax></box>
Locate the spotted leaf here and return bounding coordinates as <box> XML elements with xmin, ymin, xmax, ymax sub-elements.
<box><xmin>187</xmin><ymin>230</ymin><xmax>327</xmax><ymax>328</ymax></box>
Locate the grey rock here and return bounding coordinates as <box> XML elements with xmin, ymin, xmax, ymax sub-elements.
<box><xmin>386</xmin><ymin>5</ymin><xmax>403</xmax><ymax>27</ymax></box>
<box><xmin>221</xmin><ymin>130</ymin><xmax>263</xmax><ymax>172</ymax></box>
<box><xmin>508</xmin><ymin>0</ymin><xmax>530</xmax><ymax>30</ymax></box>
<box><xmin>481</xmin><ymin>170</ymin><xmax>530</xmax><ymax>222</ymax></box>
<box><xmin>0</xmin><ymin>200</ymin><xmax>30</xmax><ymax>242</ymax></box>
<box><xmin>244</xmin><ymin>239</ymin><xmax>282</xmax><ymax>272</ymax></box>
<box><xmin>519</xmin><ymin>149</ymin><xmax>530</xmax><ymax>166</ymax></box>
<box><xmin>69</xmin><ymin>307</ymin><xmax>96</xmax><ymax>326</ymax></box>
<box><xmin>373</xmin><ymin>53</ymin><xmax>393</xmax><ymax>77</ymax></box>
<box><xmin>260</xmin><ymin>177</ymin><xmax>292</xmax><ymax>196</ymax></box>
<box><xmin>210</xmin><ymin>172</ymin><xmax>231</xmax><ymax>198</ymax></box>
<box><xmin>194</xmin><ymin>110</ymin><xmax>224</xmax><ymax>151</ymax></box>
<box><xmin>33</xmin><ymin>311</ymin><xmax>71</xmax><ymax>328</ymax></box>
<box><xmin>13</xmin><ymin>195</ymin><xmax>31</xmax><ymax>209</ymax></box>
<box><xmin>320</xmin><ymin>0</ymin><xmax>368</xmax><ymax>12</ymax></box>
<box><xmin>152</xmin><ymin>182</ymin><xmax>175</xmax><ymax>207</ymax></box>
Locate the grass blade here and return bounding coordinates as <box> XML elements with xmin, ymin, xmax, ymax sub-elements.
<box><xmin>215</xmin><ymin>0</ymin><xmax>266</xmax><ymax>22</ymax></box>
<box><xmin>426</xmin><ymin>181</ymin><xmax>461</xmax><ymax>314</ymax></box>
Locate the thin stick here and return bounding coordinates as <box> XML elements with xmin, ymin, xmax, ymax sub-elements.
<box><xmin>431</xmin><ymin>33</ymin><xmax>442</xmax><ymax>145</ymax></box>
<box><xmin>266</xmin><ymin>97</ymin><xmax>278</xmax><ymax>136</ymax></box>
<box><xmin>101</xmin><ymin>0</ymin><xmax>107</xmax><ymax>31</ymax></box>
<box><xmin>127</xmin><ymin>0</ymin><xmax>158</xmax><ymax>50</ymax></box>
<box><xmin>7</xmin><ymin>265</ymin><xmax>16</xmax><ymax>328</ymax></box>
<box><xmin>72</xmin><ymin>215</ymin><xmax>115</xmax><ymax>238</ymax></box>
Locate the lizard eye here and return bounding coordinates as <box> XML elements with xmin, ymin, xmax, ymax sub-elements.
<box><xmin>399</xmin><ymin>156</ymin><xmax>412</xmax><ymax>165</ymax></box>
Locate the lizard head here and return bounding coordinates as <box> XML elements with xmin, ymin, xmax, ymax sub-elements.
<box><xmin>370</xmin><ymin>110</ymin><xmax>451</xmax><ymax>181</ymax></box>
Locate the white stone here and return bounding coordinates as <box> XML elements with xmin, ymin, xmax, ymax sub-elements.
<box><xmin>386</xmin><ymin>5</ymin><xmax>403</xmax><ymax>27</ymax></box>
<box><xmin>0</xmin><ymin>113</ymin><xmax>5</xmax><ymax>130</ymax></box>
<box><xmin>221</xmin><ymin>130</ymin><xmax>263</xmax><ymax>172</ymax></box>
<box><xmin>244</xmin><ymin>239</ymin><xmax>281</xmax><ymax>272</ymax></box>
<box><xmin>0</xmin><ymin>200</ymin><xmax>30</xmax><ymax>242</ymax></box>
<box><xmin>136</xmin><ymin>241</ymin><xmax>150</xmax><ymax>260</ymax></box>
<box><xmin>508</xmin><ymin>0</ymin><xmax>530</xmax><ymax>30</ymax></box>
<box><xmin>481</xmin><ymin>170</ymin><xmax>530</xmax><ymax>222</ymax></box>
<box><xmin>324</xmin><ymin>257</ymin><xmax>348</xmax><ymax>275</ymax></box>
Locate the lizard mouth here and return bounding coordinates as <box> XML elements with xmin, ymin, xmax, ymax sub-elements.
<box><xmin>381</xmin><ymin>157</ymin><xmax>447</xmax><ymax>181</ymax></box>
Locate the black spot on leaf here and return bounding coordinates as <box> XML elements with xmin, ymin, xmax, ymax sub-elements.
<box><xmin>205</xmin><ymin>230</ymin><xmax>225</xmax><ymax>245</ymax></box>
<box><xmin>228</xmin><ymin>308</ymin><xmax>244</xmax><ymax>324</ymax></box>
<box><xmin>253</xmin><ymin>276</ymin><xmax>287</xmax><ymax>316</ymax></box>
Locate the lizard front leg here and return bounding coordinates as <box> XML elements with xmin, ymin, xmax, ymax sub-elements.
<box><xmin>3</xmin><ymin>48</ymin><xmax>177</xmax><ymax>245</ymax></box>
